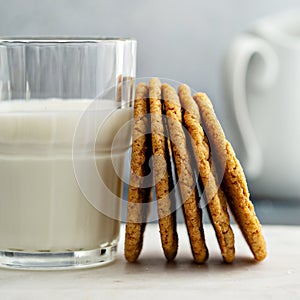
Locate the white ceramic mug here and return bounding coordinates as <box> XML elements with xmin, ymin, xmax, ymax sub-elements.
<box><xmin>224</xmin><ymin>10</ymin><xmax>300</xmax><ymax>198</ymax></box>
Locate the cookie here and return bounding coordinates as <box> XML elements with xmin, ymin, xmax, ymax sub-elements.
<box><xmin>117</xmin><ymin>74</ymin><xmax>123</xmax><ymax>102</ymax></box>
<box><xmin>162</xmin><ymin>83</ymin><xmax>208</xmax><ymax>263</ymax></box>
<box><xmin>178</xmin><ymin>84</ymin><xmax>235</xmax><ymax>263</ymax></box>
<box><xmin>193</xmin><ymin>92</ymin><xmax>267</xmax><ymax>261</ymax></box>
<box><xmin>125</xmin><ymin>82</ymin><xmax>153</xmax><ymax>262</ymax></box>
<box><xmin>117</xmin><ymin>75</ymin><xmax>134</xmax><ymax>105</ymax></box>
<box><xmin>149</xmin><ymin>78</ymin><xmax>178</xmax><ymax>261</ymax></box>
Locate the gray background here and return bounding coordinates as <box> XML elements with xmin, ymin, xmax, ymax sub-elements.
<box><xmin>1</xmin><ymin>0</ymin><xmax>300</xmax><ymax>119</ymax></box>
<box><xmin>1</xmin><ymin>0</ymin><xmax>300</xmax><ymax>224</ymax></box>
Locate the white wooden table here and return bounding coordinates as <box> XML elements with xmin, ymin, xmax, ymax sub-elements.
<box><xmin>0</xmin><ymin>224</ymin><xmax>299</xmax><ymax>300</ymax></box>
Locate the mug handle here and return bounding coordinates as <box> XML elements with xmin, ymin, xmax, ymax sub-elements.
<box><xmin>224</xmin><ymin>33</ymin><xmax>278</xmax><ymax>178</ymax></box>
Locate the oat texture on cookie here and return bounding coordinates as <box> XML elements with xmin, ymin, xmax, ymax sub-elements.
<box><xmin>125</xmin><ymin>82</ymin><xmax>153</xmax><ymax>263</ymax></box>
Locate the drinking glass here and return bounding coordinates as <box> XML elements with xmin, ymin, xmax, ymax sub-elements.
<box><xmin>0</xmin><ymin>37</ymin><xmax>136</xmax><ymax>269</ymax></box>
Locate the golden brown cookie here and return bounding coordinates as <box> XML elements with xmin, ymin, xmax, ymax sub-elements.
<box><xmin>125</xmin><ymin>82</ymin><xmax>153</xmax><ymax>262</ymax></box>
<box><xmin>116</xmin><ymin>74</ymin><xmax>123</xmax><ymax>102</ymax></box>
<box><xmin>162</xmin><ymin>83</ymin><xmax>208</xmax><ymax>263</ymax></box>
<box><xmin>149</xmin><ymin>78</ymin><xmax>178</xmax><ymax>261</ymax></box>
<box><xmin>193</xmin><ymin>92</ymin><xmax>267</xmax><ymax>261</ymax></box>
<box><xmin>178</xmin><ymin>84</ymin><xmax>235</xmax><ymax>263</ymax></box>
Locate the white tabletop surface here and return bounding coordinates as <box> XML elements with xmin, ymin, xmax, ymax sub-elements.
<box><xmin>0</xmin><ymin>224</ymin><xmax>299</xmax><ymax>300</ymax></box>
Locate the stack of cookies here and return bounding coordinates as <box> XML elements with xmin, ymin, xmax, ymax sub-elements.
<box><xmin>125</xmin><ymin>78</ymin><xmax>267</xmax><ymax>264</ymax></box>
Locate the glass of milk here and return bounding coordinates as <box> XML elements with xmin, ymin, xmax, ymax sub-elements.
<box><xmin>0</xmin><ymin>38</ymin><xmax>136</xmax><ymax>269</ymax></box>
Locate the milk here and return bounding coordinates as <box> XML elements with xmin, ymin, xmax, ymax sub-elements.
<box><xmin>0</xmin><ymin>99</ymin><xmax>132</xmax><ymax>252</ymax></box>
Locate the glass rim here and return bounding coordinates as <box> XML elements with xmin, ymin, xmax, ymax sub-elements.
<box><xmin>0</xmin><ymin>36</ymin><xmax>136</xmax><ymax>44</ymax></box>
